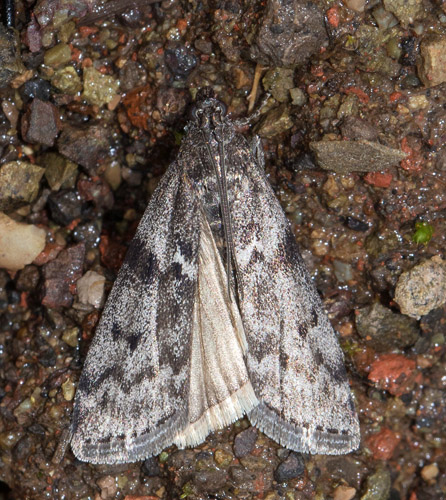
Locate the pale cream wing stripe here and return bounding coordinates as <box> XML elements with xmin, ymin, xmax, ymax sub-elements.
<box><xmin>174</xmin><ymin>212</ymin><xmax>258</xmax><ymax>448</ymax></box>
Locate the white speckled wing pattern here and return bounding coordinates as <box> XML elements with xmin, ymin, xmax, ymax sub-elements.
<box><xmin>228</xmin><ymin>142</ymin><xmax>360</xmax><ymax>454</ymax></box>
<box><xmin>71</xmin><ymin>90</ymin><xmax>359</xmax><ymax>464</ymax></box>
<box><xmin>71</xmin><ymin>164</ymin><xmax>201</xmax><ymax>464</ymax></box>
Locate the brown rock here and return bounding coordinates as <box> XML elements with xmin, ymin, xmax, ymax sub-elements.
<box><xmin>15</xmin><ymin>265</ymin><xmax>40</xmax><ymax>292</ymax></box>
<box><xmin>58</xmin><ymin>123</ymin><xmax>112</xmax><ymax>175</ymax></box>
<box><xmin>418</xmin><ymin>36</ymin><xmax>446</xmax><ymax>88</ymax></box>
<box><xmin>340</xmin><ymin>116</ymin><xmax>379</xmax><ymax>142</ymax></box>
<box><xmin>0</xmin><ymin>161</ymin><xmax>45</xmax><ymax>211</ymax></box>
<box><xmin>310</xmin><ymin>140</ymin><xmax>406</xmax><ymax>173</ymax></box>
<box><xmin>368</xmin><ymin>353</ymin><xmax>419</xmax><ymax>396</ymax></box>
<box><xmin>255</xmin><ymin>104</ymin><xmax>293</xmax><ymax>138</ymax></box>
<box><xmin>21</xmin><ymin>98</ymin><xmax>61</xmax><ymax>147</ymax></box>
<box><xmin>233</xmin><ymin>427</ymin><xmax>258</xmax><ymax>458</ymax></box>
<box><xmin>250</xmin><ymin>0</ymin><xmax>328</xmax><ymax>68</ymax></box>
<box><xmin>42</xmin><ymin>243</ymin><xmax>85</xmax><ymax>308</ymax></box>
<box><xmin>42</xmin><ymin>152</ymin><xmax>78</xmax><ymax>191</ymax></box>
<box><xmin>355</xmin><ymin>302</ymin><xmax>419</xmax><ymax>351</ymax></box>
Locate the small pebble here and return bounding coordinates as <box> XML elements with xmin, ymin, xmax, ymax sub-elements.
<box><xmin>1</xmin><ymin>100</ymin><xmax>19</xmax><ymax>129</ymax></box>
<box><xmin>42</xmin><ymin>243</ymin><xmax>85</xmax><ymax>308</ymax></box>
<box><xmin>97</xmin><ymin>475</ymin><xmax>117</xmax><ymax>500</ymax></box>
<box><xmin>52</xmin><ymin>66</ymin><xmax>83</xmax><ymax>95</ymax></box>
<box><xmin>290</xmin><ymin>88</ymin><xmax>306</xmax><ymax>106</ymax></box>
<box><xmin>21</xmin><ymin>98</ymin><xmax>60</xmax><ymax>147</ymax></box>
<box><xmin>395</xmin><ymin>256</ymin><xmax>446</xmax><ymax>319</ymax></box>
<box><xmin>356</xmin><ymin>302</ymin><xmax>419</xmax><ymax>351</ymax></box>
<box><xmin>141</xmin><ymin>456</ymin><xmax>161</xmax><ymax>477</ymax></box>
<box><xmin>372</xmin><ymin>6</ymin><xmax>398</xmax><ymax>30</ymax></box>
<box><xmin>62</xmin><ymin>327</ymin><xmax>79</xmax><ymax>347</ymax></box>
<box><xmin>345</xmin><ymin>0</ymin><xmax>365</xmax><ymax>12</ymax></box>
<box><xmin>44</xmin><ymin>43</ymin><xmax>71</xmax><ymax>67</ymax></box>
<box><xmin>333</xmin><ymin>260</ymin><xmax>354</xmax><ymax>283</ymax></box>
<box><xmin>0</xmin><ymin>25</ymin><xmax>25</xmax><ymax>88</ymax></box>
<box><xmin>61</xmin><ymin>378</ymin><xmax>75</xmax><ymax>401</ymax></box>
<box><xmin>250</xmin><ymin>0</ymin><xmax>327</xmax><ymax>67</ymax></box>
<box><xmin>58</xmin><ymin>123</ymin><xmax>112</xmax><ymax>176</ymax></box>
<box><xmin>0</xmin><ymin>431</ymin><xmax>24</xmax><ymax>452</ymax></box>
<box><xmin>383</xmin><ymin>0</ymin><xmax>425</xmax><ymax>27</ymax></box>
<box><xmin>418</xmin><ymin>35</ymin><xmax>446</xmax><ymax>87</ymax></box>
<box><xmin>407</xmin><ymin>94</ymin><xmax>429</xmax><ymax>110</ymax></box>
<box><xmin>0</xmin><ymin>161</ymin><xmax>45</xmax><ymax>211</ymax></box>
<box><xmin>214</xmin><ymin>448</ymin><xmax>233</xmax><ymax>467</ymax></box>
<box><xmin>164</xmin><ymin>44</ymin><xmax>197</xmax><ymax>79</ymax></box>
<box><xmin>360</xmin><ymin>466</ymin><xmax>391</xmax><ymax>500</ymax></box>
<box><xmin>0</xmin><ymin>213</ymin><xmax>46</xmax><ymax>271</ymax></box>
<box><xmin>368</xmin><ymin>353</ymin><xmax>416</xmax><ymax>396</ymax></box>
<box><xmin>72</xmin><ymin>222</ymin><xmax>101</xmax><ymax>248</ymax></box>
<box><xmin>15</xmin><ymin>265</ymin><xmax>40</xmax><ymax>292</ymax></box>
<box><xmin>82</xmin><ymin>66</ymin><xmax>119</xmax><ymax>107</ymax></box>
<box><xmin>421</xmin><ymin>463</ymin><xmax>439</xmax><ymax>482</ymax></box>
<box><xmin>76</xmin><ymin>270</ymin><xmax>106</xmax><ymax>308</ymax></box>
<box><xmin>47</xmin><ymin>190</ymin><xmax>82</xmax><ymax>226</ymax></box>
<box><xmin>233</xmin><ymin>427</ymin><xmax>258</xmax><ymax>458</ymax></box>
<box><xmin>274</xmin><ymin>452</ymin><xmax>305</xmax><ymax>483</ymax></box>
<box><xmin>262</xmin><ymin>68</ymin><xmax>294</xmax><ymax>103</ymax></box>
<box><xmin>43</xmin><ymin>153</ymin><xmax>78</xmax><ymax>191</ymax></box>
<box><xmin>193</xmin><ymin>469</ymin><xmax>227</xmax><ymax>493</ymax></box>
<box><xmin>256</xmin><ymin>104</ymin><xmax>293</xmax><ymax>138</ymax></box>
<box><xmin>333</xmin><ymin>485</ymin><xmax>357</xmax><ymax>500</ymax></box>
<box><xmin>365</xmin><ymin>427</ymin><xmax>401</xmax><ymax>460</ymax></box>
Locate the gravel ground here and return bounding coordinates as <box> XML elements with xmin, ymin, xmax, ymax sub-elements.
<box><xmin>0</xmin><ymin>0</ymin><xmax>446</xmax><ymax>499</ymax></box>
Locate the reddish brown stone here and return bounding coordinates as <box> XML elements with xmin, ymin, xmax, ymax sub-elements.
<box><xmin>400</xmin><ymin>137</ymin><xmax>423</xmax><ymax>172</ymax></box>
<box><xmin>365</xmin><ymin>428</ymin><xmax>401</xmax><ymax>460</ymax></box>
<box><xmin>364</xmin><ymin>171</ymin><xmax>393</xmax><ymax>188</ymax></box>
<box><xmin>368</xmin><ymin>353</ymin><xmax>418</xmax><ymax>396</ymax></box>
<box><xmin>122</xmin><ymin>85</ymin><xmax>154</xmax><ymax>131</ymax></box>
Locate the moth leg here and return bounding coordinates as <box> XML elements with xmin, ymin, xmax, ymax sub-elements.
<box><xmin>233</xmin><ymin>93</ymin><xmax>271</xmax><ymax>129</ymax></box>
<box><xmin>251</xmin><ymin>135</ymin><xmax>265</xmax><ymax>172</ymax></box>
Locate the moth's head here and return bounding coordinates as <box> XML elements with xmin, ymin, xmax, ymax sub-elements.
<box><xmin>190</xmin><ymin>87</ymin><xmax>227</xmax><ymax>127</ymax></box>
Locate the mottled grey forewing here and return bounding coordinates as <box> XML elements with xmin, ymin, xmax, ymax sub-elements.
<box><xmin>225</xmin><ymin>136</ymin><xmax>360</xmax><ymax>454</ymax></box>
<box><xmin>71</xmin><ymin>163</ymin><xmax>200</xmax><ymax>464</ymax></box>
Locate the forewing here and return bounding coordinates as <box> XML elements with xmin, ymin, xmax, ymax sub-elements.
<box><xmin>228</xmin><ymin>137</ymin><xmax>360</xmax><ymax>454</ymax></box>
<box><xmin>71</xmin><ymin>163</ymin><xmax>200</xmax><ymax>464</ymax></box>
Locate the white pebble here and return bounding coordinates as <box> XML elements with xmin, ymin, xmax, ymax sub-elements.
<box><xmin>77</xmin><ymin>270</ymin><xmax>106</xmax><ymax>308</ymax></box>
<box><xmin>0</xmin><ymin>212</ymin><xmax>46</xmax><ymax>271</ymax></box>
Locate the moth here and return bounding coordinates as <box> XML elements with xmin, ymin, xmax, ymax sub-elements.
<box><xmin>71</xmin><ymin>88</ymin><xmax>360</xmax><ymax>464</ymax></box>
